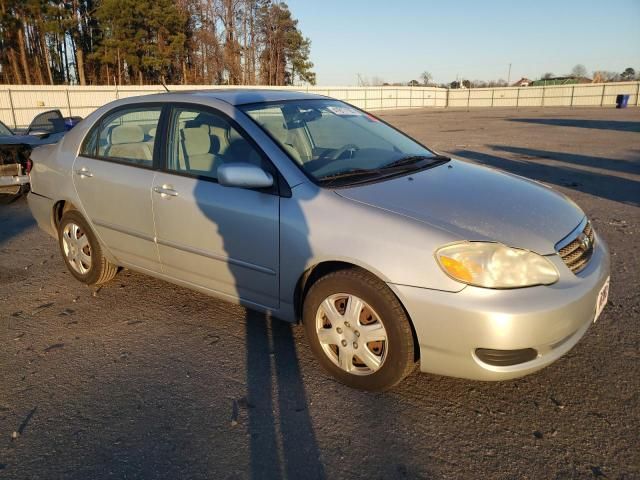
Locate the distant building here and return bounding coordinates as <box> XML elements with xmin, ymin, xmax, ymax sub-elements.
<box><xmin>530</xmin><ymin>76</ymin><xmax>592</xmax><ymax>87</ymax></box>
<box><xmin>512</xmin><ymin>78</ymin><xmax>532</xmax><ymax>87</ymax></box>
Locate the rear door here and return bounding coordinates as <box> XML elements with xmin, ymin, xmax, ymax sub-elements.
<box><xmin>151</xmin><ymin>105</ymin><xmax>280</xmax><ymax>309</ymax></box>
<box><xmin>73</xmin><ymin>105</ymin><xmax>163</xmax><ymax>272</ymax></box>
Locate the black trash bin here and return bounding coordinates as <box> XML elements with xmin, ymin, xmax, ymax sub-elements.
<box><xmin>616</xmin><ymin>94</ymin><xmax>630</xmax><ymax>108</ymax></box>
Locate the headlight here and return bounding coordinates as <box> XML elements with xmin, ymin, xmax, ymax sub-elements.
<box><xmin>435</xmin><ymin>242</ymin><xmax>559</xmax><ymax>288</ymax></box>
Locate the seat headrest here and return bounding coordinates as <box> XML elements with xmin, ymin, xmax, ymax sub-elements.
<box><xmin>182</xmin><ymin>126</ymin><xmax>211</xmax><ymax>156</ymax></box>
<box><xmin>148</xmin><ymin>127</ymin><xmax>156</xmax><ymax>137</ymax></box>
<box><xmin>186</xmin><ymin>115</ymin><xmax>227</xmax><ymax>129</ymax></box>
<box><xmin>111</xmin><ymin>125</ymin><xmax>144</xmax><ymax>145</ymax></box>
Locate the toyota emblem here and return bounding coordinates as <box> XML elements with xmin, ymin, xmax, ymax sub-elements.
<box><xmin>578</xmin><ymin>233</ymin><xmax>591</xmax><ymax>251</ymax></box>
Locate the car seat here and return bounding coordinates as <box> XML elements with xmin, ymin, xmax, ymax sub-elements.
<box><xmin>179</xmin><ymin>125</ymin><xmax>222</xmax><ymax>174</ymax></box>
<box><xmin>107</xmin><ymin>125</ymin><xmax>152</xmax><ymax>162</ymax></box>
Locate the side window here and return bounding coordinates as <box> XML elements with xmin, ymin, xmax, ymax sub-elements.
<box><xmin>81</xmin><ymin>127</ymin><xmax>98</xmax><ymax>157</ymax></box>
<box><xmin>92</xmin><ymin>107</ymin><xmax>161</xmax><ymax>167</ymax></box>
<box><xmin>167</xmin><ymin>107</ymin><xmax>267</xmax><ymax>180</ymax></box>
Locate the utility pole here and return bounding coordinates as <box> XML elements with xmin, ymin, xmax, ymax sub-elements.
<box><xmin>507</xmin><ymin>63</ymin><xmax>512</xmax><ymax>86</ymax></box>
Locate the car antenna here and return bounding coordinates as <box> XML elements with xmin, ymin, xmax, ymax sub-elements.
<box><xmin>161</xmin><ymin>77</ymin><xmax>170</xmax><ymax>93</ymax></box>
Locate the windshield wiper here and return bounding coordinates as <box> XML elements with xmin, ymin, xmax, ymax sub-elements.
<box><xmin>317</xmin><ymin>168</ymin><xmax>381</xmax><ymax>185</ymax></box>
<box><xmin>382</xmin><ymin>154</ymin><xmax>450</xmax><ymax>169</ymax></box>
<box><xmin>317</xmin><ymin>155</ymin><xmax>450</xmax><ymax>187</ymax></box>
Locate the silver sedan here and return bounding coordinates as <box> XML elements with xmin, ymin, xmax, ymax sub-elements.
<box><xmin>27</xmin><ymin>90</ymin><xmax>610</xmax><ymax>390</ymax></box>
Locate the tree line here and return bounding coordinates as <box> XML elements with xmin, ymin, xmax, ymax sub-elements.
<box><xmin>0</xmin><ymin>0</ymin><xmax>315</xmax><ymax>86</ymax></box>
<box><xmin>362</xmin><ymin>65</ymin><xmax>639</xmax><ymax>89</ymax></box>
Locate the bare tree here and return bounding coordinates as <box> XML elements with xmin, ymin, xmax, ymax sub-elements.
<box><xmin>420</xmin><ymin>71</ymin><xmax>432</xmax><ymax>86</ymax></box>
<box><xmin>593</xmin><ymin>70</ymin><xmax>620</xmax><ymax>82</ymax></box>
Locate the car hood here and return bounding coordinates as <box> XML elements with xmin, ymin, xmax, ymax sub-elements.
<box><xmin>335</xmin><ymin>159</ymin><xmax>584</xmax><ymax>255</ymax></box>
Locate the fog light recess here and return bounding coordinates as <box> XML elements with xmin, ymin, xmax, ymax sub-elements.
<box><xmin>475</xmin><ymin>348</ymin><xmax>538</xmax><ymax>366</ymax></box>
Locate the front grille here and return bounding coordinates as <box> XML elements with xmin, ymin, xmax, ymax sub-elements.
<box><xmin>558</xmin><ymin>221</ymin><xmax>595</xmax><ymax>274</ymax></box>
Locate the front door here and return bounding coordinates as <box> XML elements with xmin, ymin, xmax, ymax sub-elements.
<box><xmin>152</xmin><ymin>106</ymin><xmax>280</xmax><ymax>309</ymax></box>
<box><xmin>73</xmin><ymin>106</ymin><xmax>162</xmax><ymax>272</ymax></box>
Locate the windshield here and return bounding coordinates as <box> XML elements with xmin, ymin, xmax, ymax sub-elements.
<box><xmin>241</xmin><ymin>99</ymin><xmax>442</xmax><ymax>185</ymax></box>
<box><xmin>0</xmin><ymin>121</ymin><xmax>13</xmax><ymax>136</ymax></box>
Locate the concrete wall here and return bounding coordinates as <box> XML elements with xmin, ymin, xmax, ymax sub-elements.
<box><xmin>1</xmin><ymin>81</ymin><xmax>638</xmax><ymax>129</ymax></box>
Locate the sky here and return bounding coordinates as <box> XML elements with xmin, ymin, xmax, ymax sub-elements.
<box><xmin>285</xmin><ymin>0</ymin><xmax>640</xmax><ymax>86</ymax></box>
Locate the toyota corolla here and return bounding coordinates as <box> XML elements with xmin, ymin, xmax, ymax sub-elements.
<box><xmin>27</xmin><ymin>90</ymin><xmax>610</xmax><ymax>390</ymax></box>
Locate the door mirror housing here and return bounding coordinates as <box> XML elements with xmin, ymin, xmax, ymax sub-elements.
<box><xmin>217</xmin><ymin>162</ymin><xmax>274</xmax><ymax>189</ymax></box>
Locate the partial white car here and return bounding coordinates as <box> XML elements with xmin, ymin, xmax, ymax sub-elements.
<box><xmin>1</xmin><ymin>111</ymin><xmax>81</xmax><ymax>201</ymax></box>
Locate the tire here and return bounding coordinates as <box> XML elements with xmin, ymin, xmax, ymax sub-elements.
<box><xmin>303</xmin><ymin>268</ymin><xmax>416</xmax><ymax>391</ymax></box>
<box><xmin>57</xmin><ymin>209</ymin><xmax>118</xmax><ymax>285</ymax></box>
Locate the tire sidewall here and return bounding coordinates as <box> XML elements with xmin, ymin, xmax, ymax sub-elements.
<box><xmin>57</xmin><ymin>210</ymin><xmax>104</xmax><ymax>285</ymax></box>
<box><xmin>303</xmin><ymin>271</ymin><xmax>413</xmax><ymax>391</ymax></box>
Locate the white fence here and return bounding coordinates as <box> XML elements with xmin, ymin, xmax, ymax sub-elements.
<box><xmin>1</xmin><ymin>81</ymin><xmax>638</xmax><ymax>129</ymax></box>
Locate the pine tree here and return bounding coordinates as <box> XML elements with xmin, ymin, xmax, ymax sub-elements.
<box><xmin>0</xmin><ymin>0</ymin><xmax>314</xmax><ymax>86</ymax></box>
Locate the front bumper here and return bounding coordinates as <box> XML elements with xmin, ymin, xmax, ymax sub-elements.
<box><xmin>389</xmin><ymin>235</ymin><xmax>610</xmax><ymax>381</ymax></box>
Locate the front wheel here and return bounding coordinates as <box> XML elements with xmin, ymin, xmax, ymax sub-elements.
<box><xmin>303</xmin><ymin>268</ymin><xmax>416</xmax><ymax>391</ymax></box>
<box><xmin>58</xmin><ymin>210</ymin><xmax>118</xmax><ymax>285</ymax></box>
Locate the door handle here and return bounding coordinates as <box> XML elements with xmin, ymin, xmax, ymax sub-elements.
<box><xmin>153</xmin><ymin>185</ymin><xmax>178</xmax><ymax>198</ymax></box>
<box><xmin>75</xmin><ymin>168</ymin><xmax>93</xmax><ymax>178</ymax></box>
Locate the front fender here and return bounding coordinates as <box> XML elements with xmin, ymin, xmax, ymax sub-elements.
<box><xmin>279</xmin><ymin>184</ymin><xmax>466</xmax><ymax>310</ymax></box>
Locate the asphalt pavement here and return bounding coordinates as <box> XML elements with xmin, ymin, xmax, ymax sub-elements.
<box><xmin>1</xmin><ymin>106</ymin><xmax>639</xmax><ymax>479</ymax></box>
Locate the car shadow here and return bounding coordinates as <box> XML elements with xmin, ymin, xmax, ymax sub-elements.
<box><xmin>449</xmin><ymin>148</ymin><xmax>640</xmax><ymax>206</ymax></box>
<box><xmin>245</xmin><ymin>311</ymin><xmax>325</xmax><ymax>479</ymax></box>
<box><xmin>0</xmin><ymin>196</ymin><xmax>36</xmax><ymax>246</ymax></box>
<box><xmin>487</xmin><ymin>145</ymin><xmax>640</xmax><ymax>176</ymax></box>
<box><xmin>193</xmin><ymin>169</ymin><xmax>325</xmax><ymax>478</ymax></box>
<box><xmin>508</xmin><ymin>118</ymin><xmax>640</xmax><ymax>133</ymax></box>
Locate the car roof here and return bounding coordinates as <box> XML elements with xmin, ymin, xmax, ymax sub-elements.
<box><xmin>148</xmin><ymin>89</ymin><xmax>328</xmax><ymax>106</ymax></box>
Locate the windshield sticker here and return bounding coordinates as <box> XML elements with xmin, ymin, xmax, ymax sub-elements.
<box><xmin>326</xmin><ymin>105</ymin><xmax>362</xmax><ymax>116</ymax></box>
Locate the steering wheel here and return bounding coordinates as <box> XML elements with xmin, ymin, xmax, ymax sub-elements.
<box><xmin>328</xmin><ymin>143</ymin><xmax>359</xmax><ymax>160</ymax></box>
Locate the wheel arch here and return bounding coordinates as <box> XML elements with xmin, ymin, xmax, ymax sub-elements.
<box><xmin>294</xmin><ymin>260</ymin><xmax>421</xmax><ymax>362</ymax></box>
<box><xmin>52</xmin><ymin>199</ymin><xmax>80</xmax><ymax>229</ymax></box>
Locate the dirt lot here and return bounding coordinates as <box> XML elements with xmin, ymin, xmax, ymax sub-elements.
<box><xmin>1</xmin><ymin>107</ymin><xmax>639</xmax><ymax>479</ymax></box>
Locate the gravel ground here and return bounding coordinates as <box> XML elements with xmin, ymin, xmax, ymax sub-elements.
<box><xmin>1</xmin><ymin>107</ymin><xmax>639</xmax><ymax>479</ymax></box>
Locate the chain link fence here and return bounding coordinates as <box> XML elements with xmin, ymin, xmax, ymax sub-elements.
<box><xmin>1</xmin><ymin>81</ymin><xmax>638</xmax><ymax>129</ymax></box>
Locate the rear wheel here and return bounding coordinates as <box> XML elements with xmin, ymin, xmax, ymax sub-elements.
<box><xmin>58</xmin><ymin>210</ymin><xmax>118</xmax><ymax>285</ymax></box>
<box><xmin>303</xmin><ymin>268</ymin><xmax>416</xmax><ymax>391</ymax></box>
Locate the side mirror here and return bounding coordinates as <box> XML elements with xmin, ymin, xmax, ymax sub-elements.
<box><xmin>29</xmin><ymin>130</ymin><xmax>51</xmax><ymax>139</ymax></box>
<box><xmin>217</xmin><ymin>163</ymin><xmax>274</xmax><ymax>189</ymax></box>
